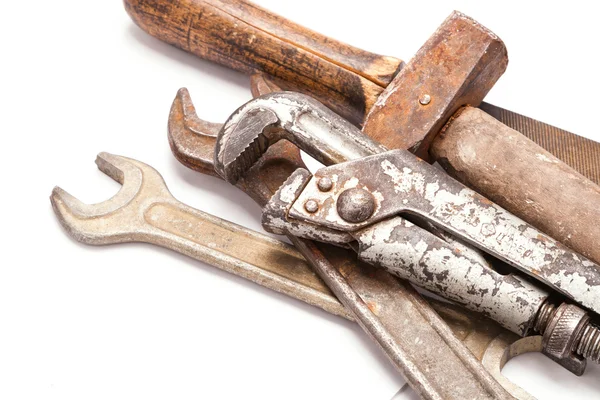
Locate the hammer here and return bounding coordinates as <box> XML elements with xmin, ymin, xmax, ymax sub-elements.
<box><xmin>124</xmin><ymin>0</ymin><xmax>600</xmax><ymax>265</ymax></box>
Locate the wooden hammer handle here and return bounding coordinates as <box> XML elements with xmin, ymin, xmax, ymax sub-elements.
<box><xmin>431</xmin><ymin>107</ymin><xmax>600</xmax><ymax>265</ymax></box>
<box><xmin>124</xmin><ymin>0</ymin><xmax>402</xmax><ymax>125</ymax></box>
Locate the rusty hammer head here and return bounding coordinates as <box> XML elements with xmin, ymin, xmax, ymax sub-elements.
<box><xmin>362</xmin><ymin>11</ymin><xmax>508</xmax><ymax>158</ymax></box>
<box><xmin>128</xmin><ymin>1</ymin><xmax>507</xmax><ymax>158</ymax></box>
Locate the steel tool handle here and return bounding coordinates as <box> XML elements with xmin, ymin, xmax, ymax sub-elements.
<box><xmin>353</xmin><ymin>216</ymin><xmax>548</xmax><ymax>336</ymax></box>
<box><xmin>124</xmin><ymin>0</ymin><xmax>402</xmax><ymax>125</ymax></box>
<box><xmin>431</xmin><ymin>107</ymin><xmax>600</xmax><ymax>266</ymax></box>
<box><xmin>143</xmin><ymin>200</ymin><xmax>355</xmax><ymax>315</ymax></box>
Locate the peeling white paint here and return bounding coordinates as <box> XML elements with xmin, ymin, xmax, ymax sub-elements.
<box><xmin>357</xmin><ymin>218</ymin><xmax>547</xmax><ymax>335</ymax></box>
<box><xmin>546</xmin><ymin>269</ymin><xmax>600</xmax><ymax>308</ymax></box>
<box><xmin>381</xmin><ymin>160</ymin><xmax>425</xmax><ymax>196</ymax></box>
<box><xmin>425</xmin><ymin>182</ymin><xmax>440</xmax><ymax>202</ymax></box>
<box><xmin>279</xmin><ymin>173</ymin><xmax>307</xmax><ymax>203</ymax></box>
<box><xmin>285</xmin><ymin>150</ymin><xmax>600</xmax><ymax>315</ymax></box>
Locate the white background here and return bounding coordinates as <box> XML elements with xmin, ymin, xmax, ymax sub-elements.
<box><xmin>1</xmin><ymin>1</ymin><xmax>599</xmax><ymax>399</ymax></box>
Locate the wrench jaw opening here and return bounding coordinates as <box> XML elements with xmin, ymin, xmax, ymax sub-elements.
<box><xmin>50</xmin><ymin>153</ymin><xmax>147</xmax><ymax>246</ymax></box>
<box><xmin>215</xmin><ymin>104</ymin><xmax>280</xmax><ymax>184</ymax></box>
<box><xmin>214</xmin><ymin>91</ymin><xmax>387</xmax><ymax>184</ymax></box>
<box><xmin>168</xmin><ymin>88</ymin><xmax>307</xmax><ymax>207</ymax></box>
<box><xmin>168</xmin><ymin>88</ymin><xmax>223</xmax><ymax>178</ymax></box>
<box><xmin>212</xmin><ymin>92</ymin><xmax>309</xmax><ymax>184</ymax></box>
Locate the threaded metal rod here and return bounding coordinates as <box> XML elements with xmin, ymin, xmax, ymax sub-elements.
<box><xmin>534</xmin><ymin>301</ymin><xmax>557</xmax><ymax>335</ymax></box>
<box><xmin>577</xmin><ymin>323</ymin><xmax>600</xmax><ymax>363</ymax></box>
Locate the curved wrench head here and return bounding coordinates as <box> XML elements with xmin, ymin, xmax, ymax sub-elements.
<box><xmin>167</xmin><ymin>76</ymin><xmax>284</xmax><ymax>178</ymax></box>
<box><xmin>213</xmin><ymin>91</ymin><xmax>308</xmax><ymax>184</ymax></box>
<box><xmin>213</xmin><ymin>91</ymin><xmax>386</xmax><ymax>184</ymax></box>
<box><xmin>214</xmin><ymin>102</ymin><xmax>280</xmax><ymax>184</ymax></box>
<box><xmin>51</xmin><ymin>152</ymin><xmax>167</xmax><ymax>245</ymax></box>
<box><xmin>168</xmin><ymin>88</ymin><xmax>223</xmax><ymax>178</ymax></box>
<box><xmin>168</xmin><ymin>88</ymin><xmax>308</xmax><ymax>206</ymax></box>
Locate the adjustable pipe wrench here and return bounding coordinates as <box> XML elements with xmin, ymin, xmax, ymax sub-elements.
<box><xmin>214</xmin><ymin>91</ymin><xmax>600</xmax><ymax>374</ymax></box>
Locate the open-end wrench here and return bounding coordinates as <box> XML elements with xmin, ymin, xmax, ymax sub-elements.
<box><xmin>51</xmin><ymin>152</ymin><xmax>349</xmax><ymax>319</ymax></box>
<box><xmin>51</xmin><ymin>152</ymin><xmax>539</xmax><ymax>399</ymax></box>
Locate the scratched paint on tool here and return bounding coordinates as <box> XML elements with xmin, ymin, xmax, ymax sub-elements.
<box><xmin>356</xmin><ymin>217</ymin><xmax>547</xmax><ymax>335</ymax></box>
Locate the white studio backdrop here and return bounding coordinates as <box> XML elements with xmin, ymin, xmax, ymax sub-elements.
<box><xmin>0</xmin><ymin>1</ymin><xmax>599</xmax><ymax>399</ymax></box>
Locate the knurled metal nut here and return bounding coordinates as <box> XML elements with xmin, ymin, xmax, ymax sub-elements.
<box><xmin>543</xmin><ymin>303</ymin><xmax>589</xmax><ymax>360</ymax></box>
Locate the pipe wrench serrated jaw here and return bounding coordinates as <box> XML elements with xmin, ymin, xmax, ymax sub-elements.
<box><xmin>214</xmin><ymin>91</ymin><xmax>387</xmax><ymax>183</ymax></box>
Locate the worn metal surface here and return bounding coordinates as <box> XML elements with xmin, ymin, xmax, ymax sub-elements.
<box><xmin>170</xmin><ymin>89</ymin><xmax>514</xmax><ymax>400</ymax></box>
<box><xmin>337</xmin><ymin>187</ymin><xmax>377</xmax><ymax>223</ymax></box>
<box><xmin>578</xmin><ymin>324</ymin><xmax>600</xmax><ymax>363</ymax></box>
<box><xmin>168</xmin><ymin>88</ymin><xmax>222</xmax><ymax>178</ymax></box>
<box><xmin>480</xmin><ymin>102</ymin><xmax>600</xmax><ymax>186</ymax></box>
<box><xmin>51</xmin><ymin>153</ymin><xmax>351</xmax><ymax>317</ymax></box>
<box><xmin>210</xmin><ymin>91</ymin><xmax>594</xmax><ymax>342</ymax></box>
<box><xmin>361</xmin><ymin>11</ymin><xmax>508</xmax><ymax>160</ymax></box>
<box><xmin>289</xmin><ymin>150</ymin><xmax>600</xmax><ymax>316</ymax></box>
<box><xmin>214</xmin><ymin>92</ymin><xmax>386</xmax><ymax>183</ymax></box>
<box><xmin>215</xmin><ymin>90</ymin><xmax>599</xmax><ymax>372</ymax></box>
<box><xmin>52</xmin><ymin>153</ymin><xmax>542</xmax><ymax>399</ymax></box>
<box><xmin>533</xmin><ymin>301</ymin><xmax>600</xmax><ymax>375</ymax></box>
<box><xmin>355</xmin><ymin>217</ymin><xmax>547</xmax><ymax>336</ymax></box>
<box><xmin>270</xmin><ymin>172</ymin><xmax>548</xmax><ymax>336</ymax></box>
<box><xmin>541</xmin><ymin>303</ymin><xmax>589</xmax><ymax>375</ymax></box>
<box><xmin>262</xmin><ymin>168</ymin><xmax>354</xmax><ymax>245</ymax></box>
<box><xmin>268</xmin><ymin>170</ymin><xmax>600</xmax><ymax>372</ymax></box>
<box><xmin>290</xmin><ymin>238</ymin><xmax>514</xmax><ymax>400</ymax></box>
<box><xmin>481</xmin><ymin>335</ymin><xmax>542</xmax><ymax>400</ymax></box>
